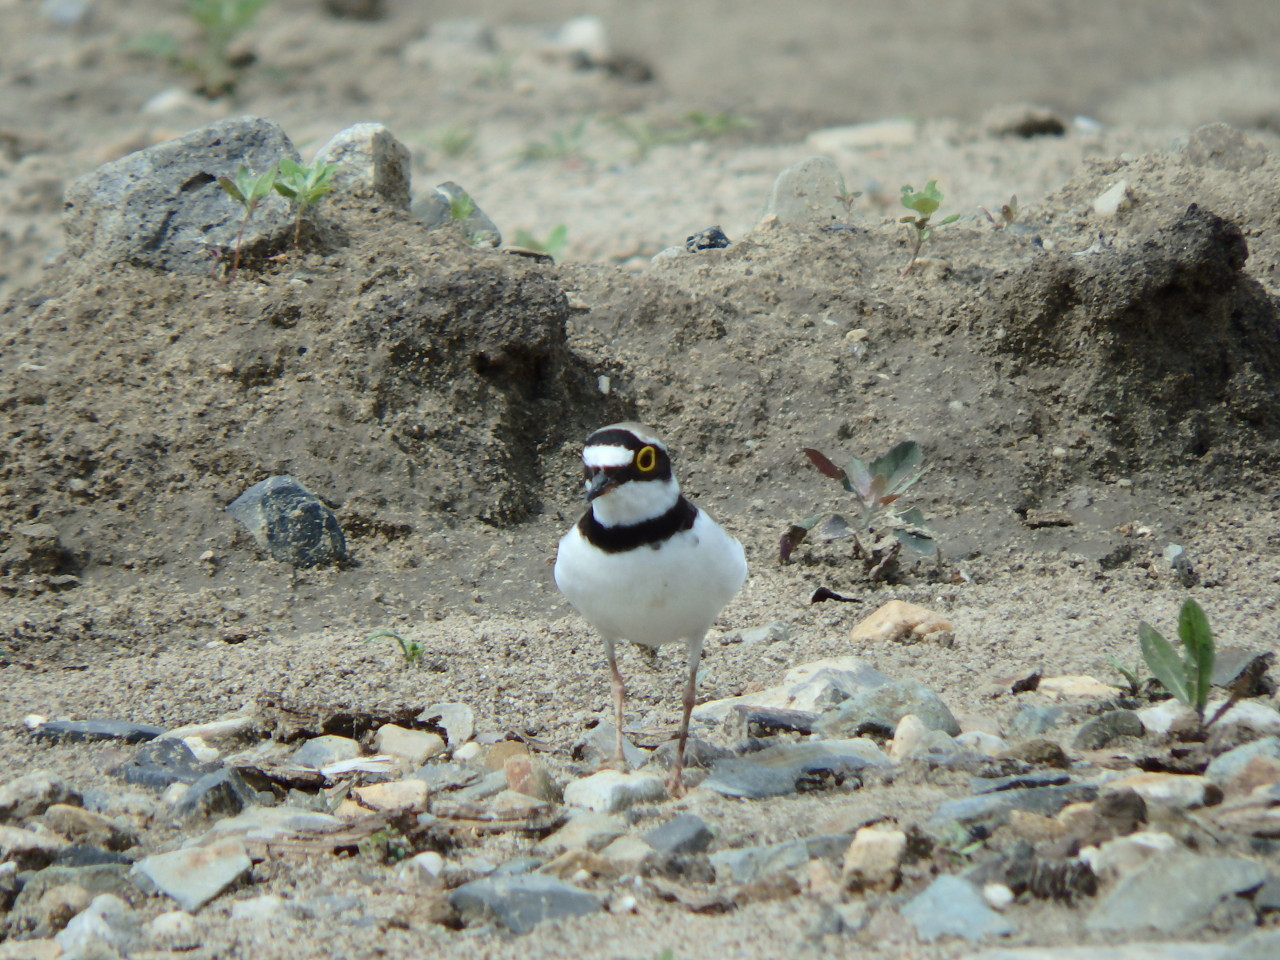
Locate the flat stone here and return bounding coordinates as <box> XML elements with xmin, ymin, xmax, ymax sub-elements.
<box><xmin>710</xmin><ymin>833</ymin><xmax>851</xmax><ymax>885</ymax></box>
<box><xmin>643</xmin><ymin>813</ymin><xmax>714</xmax><ymax>855</ymax></box>
<box><xmin>35</xmin><ymin>720</ymin><xmax>164</xmax><ymax>744</ymax></box>
<box><xmin>703</xmin><ymin>739</ymin><xmax>880</xmax><ymax>800</ymax></box>
<box><xmin>1080</xmin><ymin>830</ymin><xmax>1178</xmax><ymax>879</ymax></box>
<box><xmin>1007</xmin><ymin>704</ymin><xmax>1064</xmax><ymax>740</ymax></box>
<box><xmin>815</xmin><ymin>679</ymin><xmax>960</xmax><ymax>738</ymax></box>
<box><xmin>448</xmin><ymin>874</ymin><xmax>600</xmax><ymax>934</ymax></box>
<box><xmin>172</xmin><ymin>769</ymin><xmax>259</xmax><ymax>821</ymax></box>
<box><xmin>1074</xmin><ymin>710</ymin><xmax>1145</xmax><ymax>750</ymax></box>
<box><xmin>1039</xmin><ymin>675</ymin><xmax>1117</xmax><ymax>698</ymax></box>
<box><xmin>535</xmin><ymin>810</ymin><xmax>627</xmax><ymax>855</ymax></box>
<box><xmin>131</xmin><ymin>838</ymin><xmax>253</xmax><ymax>912</ymax></box>
<box><xmin>1207</xmin><ymin>736</ymin><xmax>1280</xmax><ymax>783</ymax></box>
<box><xmin>805</xmin><ymin>118</ymin><xmax>917</xmax><ymax>151</ymax></box>
<box><xmin>1092</xmin><ymin>180</ymin><xmax>1133</xmax><ymax>220</ymax></box>
<box><xmin>412</xmin><ymin>761</ymin><xmax>483</xmax><ymax>793</ymax></box>
<box><xmin>563</xmin><ymin>770</ymin><xmax>665</xmax><ymax>813</ymax></box>
<box><xmin>203</xmin><ymin>804</ymin><xmax>341</xmax><ymax>841</ymax></box>
<box><xmin>353</xmin><ymin>778</ymin><xmax>429</xmax><ymax>812</ymax></box>
<box><xmin>110</xmin><ymin>736</ymin><xmax>218</xmax><ymax>789</ymax></box>
<box><xmin>417</xmin><ymin>702</ymin><xmax>474</xmax><ymax>748</ymax></box>
<box><xmin>1104</xmin><ymin>772</ymin><xmax>1219</xmax><ymax>810</ymax></box>
<box><xmin>55</xmin><ymin>892</ymin><xmax>138</xmax><ymax>955</ymax></box>
<box><xmin>411</xmin><ymin>181</ymin><xmax>501</xmax><ymax>247</ymax></box>
<box><xmin>227</xmin><ymin>475</ymin><xmax>347</xmax><ymax>568</ymax></box>
<box><xmin>842</xmin><ymin>825</ymin><xmax>907</xmax><ymax>890</ymax></box>
<box><xmin>290</xmin><ymin>735</ymin><xmax>363</xmax><ymax>769</ymax></box>
<box><xmin>849</xmin><ymin>600</ymin><xmax>954</xmax><ymax>646</ymax></box>
<box><xmin>971</xmin><ymin>771</ymin><xmax>1071</xmax><ymax>795</ymax></box>
<box><xmin>902</xmin><ymin>874</ymin><xmax>1014</xmax><ymax>942</ymax></box>
<box><xmin>598</xmin><ymin>834</ymin><xmax>654</xmax><ymax>867</ymax></box>
<box><xmin>929</xmin><ymin>785</ymin><xmax>1098</xmax><ymax>834</ymax></box>
<box><xmin>959</xmin><ymin>944</ymin><xmax>1233</xmax><ymax>960</ymax></box>
<box><xmin>0</xmin><ymin>773</ymin><xmax>81</xmax><ymax>821</ymax></box>
<box><xmin>374</xmin><ymin>725</ymin><xmax>446</xmax><ymax>766</ymax></box>
<box><xmin>313</xmin><ymin>122</ymin><xmax>411</xmax><ymax>209</ymax></box>
<box><xmin>575</xmin><ymin>722</ymin><xmax>648</xmax><ymax>770</ymax></box>
<box><xmin>0</xmin><ymin>824</ymin><xmax>67</xmax><ymax>870</ymax></box>
<box><xmin>1086</xmin><ymin>851</ymin><xmax>1267</xmax><ymax>933</ymax></box>
<box><xmin>159</xmin><ymin>716</ymin><xmax>258</xmax><ymax>743</ymax></box>
<box><xmin>760</xmin><ymin>155</ymin><xmax>847</xmax><ymax>224</ymax></box>
<box><xmin>53</xmin><ymin>844</ymin><xmax>133</xmax><ymax>868</ymax></box>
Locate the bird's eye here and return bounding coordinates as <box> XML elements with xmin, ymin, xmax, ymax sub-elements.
<box><xmin>635</xmin><ymin>445</ymin><xmax>658</xmax><ymax>472</ymax></box>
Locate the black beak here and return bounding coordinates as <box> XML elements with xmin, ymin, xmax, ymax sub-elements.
<box><xmin>584</xmin><ymin>468</ymin><xmax>617</xmax><ymax>502</ymax></box>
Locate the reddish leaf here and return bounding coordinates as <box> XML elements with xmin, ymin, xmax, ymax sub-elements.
<box><xmin>803</xmin><ymin>448</ymin><xmax>846</xmax><ymax>481</ymax></box>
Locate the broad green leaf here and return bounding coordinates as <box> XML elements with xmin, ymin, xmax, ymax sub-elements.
<box><xmin>1139</xmin><ymin>621</ymin><xmax>1191</xmax><ymax>707</ymax></box>
<box><xmin>277</xmin><ymin>157</ymin><xmax>303</xmax><ymax>178</ymax></box>
<box><xmin>217</xmin><ymin>176</ymin><xmax>244</xmax><ymax>203</ymax></box>
<box><xmin>1177</xmin><ymin>598</ymin><xmax>1214</xmax><ymax>711</ymax></box>
<box><xmin>872</xmin><ymin>441</ymin><xmax>923</xmax><ymax>495</ymax></box>
<box><xmin>939</xmin><ymin>213</ymin><xmax>960</xmax><ymax>225</ymax></box>
<box><xmin>845</xmin><ymin>454</ymin><xmax>872</xmax><ymax>499</ymax></box>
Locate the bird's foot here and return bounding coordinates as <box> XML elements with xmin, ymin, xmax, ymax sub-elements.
<box><xmin>664</xmin><ymin>770</ymin><xmax>687</xmax><ymax>799</ymax></box>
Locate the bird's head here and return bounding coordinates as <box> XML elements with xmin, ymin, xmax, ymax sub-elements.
<box><xmin>579</xmin><ymin>423</ymin><xmax>679</xmax><ymax>524</ymax></box>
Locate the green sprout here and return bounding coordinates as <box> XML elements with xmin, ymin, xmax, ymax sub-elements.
<box><xmin>519</xmin><ymin>118</ymin><xmax>589</xmax><ymax>165</ymax></box>
<box><xmin>898</xmin><ymin>180</ymin><xmax>959</xmax><ymax>276</ymax></box>
<box><xmin>781</xmin><ymin>441</ymin><xmax>936</xmax><ymax>581</ymax></box>
<box><xmin>431</xmin><ymin>125</ymin><xmax>476</xmax><ymax>159</ymax></box>
<box><xmin>272</xmin><ymin>158</ymin><xmax>337</xmax><ymax>249</ymax></box>
<box><xmin>681</xmin><ymin>109</ymin><xmax>754</xmax><ymax>139</ymax></box>
<box><xmin>513</xmin><ymin>224</ymin><xmax>569</xmax><ymax>263</ymax></box>
<box><xmin>217</xmin><ymin>161</ymin><xmax>278</xmax><ymax>280</ymax></box>
<box><xmin>1138</xmin><ymin>599</ymin><xmax>1215</xmax><ymax>721</ymax></box>
<box><xmin>364</xmin><ymin>629</ymin><xmax>424</xmax><ymax>666</ymax></box>
<box><xmin>1105</xmin><ymin>653</ymin><xmax>1144</xmax><ymax>697</ymax></box>
<box><xmin>185</xmin><ymin>0</ymin><xmax>275</xmax><ymax>95</ymax></box>
<box><xmin>980</xmin><ymin>194</ymin><xmax>1019</xmax><ymax>229</ymax></box>
<box><xmin>448</xmin><ymin>191</ymin><xmax>475</xmax><ymax>222</ymax></box>
<box><xmin>834</xmin><ymin>184</ymin><xmax>863</xmax><ymax>221</ymax></box>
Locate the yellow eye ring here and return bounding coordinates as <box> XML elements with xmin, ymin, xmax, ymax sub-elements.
<box><xmin>635</xmin><ymin>445</ymin><xmax>658</xmax><ymax>472</ymax></box>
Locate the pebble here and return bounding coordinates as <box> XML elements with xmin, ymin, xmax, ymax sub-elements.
<box><xmin>956</xmin><ymin>731</ymin><xmax>1009</xmax><ymax>757</ymax></box>
<box><xmin>760</xmin><ymin>156</ymin><xmax>848</xmax><ymax>224</ymax></box>
<box><xmin>815</xmin><ymin>678</ymin><xmax>961</xmax><ymax>738</ymax></box>
<box><xmin>503</xmin><ymin>755</ymin><xmax>561</xmax><ymax>803</ymax></box>
<box><xmin>643</xmin><ymin>813</ymin><xmax>714</xmax><ymax>856</ymax></box>
<box><xmin>841</xmin><ymin>825</ymin><xmax>906</xmax><ymax>891</ymax></box>
<box><xmin>1093</xmin><ymin>180</ymin><xmax>1134</xmax><ymax>219</ymax></box>
<box><xmin>412</xmin><ymin>761</ymin><xmax>483</xmax><ymax>793</ymax></box>
<box><xmin>576</xmin><ymin>722</ymin><xmax>649</xmax><ymax>769</ymax></box>
<box><xmin>563</xmin><ymin>770</ymin><xmax>666</xmax><ymax>813</ymax></box>
<box><xmin>172</xmin><ymin>769</ymin><xmax>259</xmax><ymax>821</ymax></box>
<box><xmin>535</xmin><ymin>810</ymin><xmax>627</xmax><ymax>856</ymax></box>
<box><xmin>34</xmin><ymin>720</ymin><xmax>164</xmax><ymax>744</ymax></box>
<box><xmin>1007</xmin><ymin>705</ymin><xmax>1064</xmax><ymax>740</ymax></box>
<box><xmin>1074</xmin><ymin>710</ymin><xmax>1145</xmax><ymax>750</ymax></box>
<box><xmin>417</xmin><ymin>702</ymin><xmax>474</xmax><ymax>748</ymax></box>
<box><xmin>0</xmin><ymin>773</ymin><xmax>81</xmax><ymax>821</ymax></box>
<box><xmin>1080</xmin><ymin>830</ymin><xmax>1178</xmax><ymax>879</ymax></box>
<box><xmin>411</xmin><ymin>180</ymin><xmax>502</xmax><ymax>247</ymax></box>
<box><xmin>482</xmin><ymin>740</ymin><xmax>529</xmax><ymax>772</ymax></box>
<box><xmin>447</xmin><ymin>874</ymin><xmax>600</xmax><ymax>934</ymax></box>
<box><xmin>723</xmin><ymin>621</ymin><xmax>790</xmax><ymax>646</ymax></box>
<box><xmin>226</xmin><ymin>475</ymin><xmax>347</xmax><ymax>568</ymax></box>
<box><xmin>710</xmin><ymin>833</ymin><xmax>850</xmax><ymax>885</ymax></box>
<box><xmin>1205</xmin><ymin>736</ymin><xmax>1280</xmax><ymax>783</ymax></box>
<box><xmin>352</xmin><ymin>778</ymin><xmax>429</xmax><ymax>813</ymax></box>
<box><xmin>805</xmin><ymin>119</ymin><xmax>918</xmax><ymax>151</ymax></box>
<box><xmin>313</xmin><ymin>122</ymin><xmax>412</xmax><ymax>209</ymax></box>
<box><xmin>1136</xmin><ymin>700</ymin><xmax>1199</xmax><ymax>736</ymax></box>
<box><xmin>1086</xmin><ymin>851</ymin><xmax>1267</xmax><ymax>933</ymax></box>
<box><xmin>290</xmin><ymin>735</ymin><xmax>363</xmax><ymax>769</ymax></box>
<box><xmin>147</xmin><ymin>911</ymin><xmax>202</xmax><ymax>951</ymax></box>
<box><xmin>0</xmin><ymin>824</ymin><xmax>67</xmax><ymax>870</ymax></box>
<box><xmin>685</xmin><ymin>225</ymin><xmax>731</xmax><ymax>251</ymax></box>
<box><xmin>373</xmin><ymin>724</ymin><xmax>446</xmax><ymax>766</ymax></box>
<box><xmin>902</xmin><ymin>874</ymin><xmax>1014</xmax><ymax>942</ymax></box>
<box><xmin>849</xmin><ymin>600</ymin><xmax>954</xmax><ymax>646</ymax></box>
<box><xmin>703</xmin><ymin>740</ymin><xmax>880</xmax><ymax>800</ymax></box>
<box><xmin>1104</xmin><ymin>772</ymin><xmax>1220</xmax><ymax>810</ymax></box>
<box><xmin>130</xmin><ymin>840</ymin><xmax>253</xmax><ymax>912</ymax></box>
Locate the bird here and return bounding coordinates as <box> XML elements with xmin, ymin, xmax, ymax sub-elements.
<box><xmin>554</xmin><ymin>422</ymin><xmax>747</xmax><ymax>796</ymax></box>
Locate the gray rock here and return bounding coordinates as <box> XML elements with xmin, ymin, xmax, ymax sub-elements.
<box><xmin>417</xmin><ymin>702</ymin><xmax>475</xmax><ymax>748</ymax></box>
<box><xmin>724</xmin><ymin>621</ymin><xmax>790</xmax><ymax>645</ymax></box>
<box><xmin>1205</xmin><ymin>736</ymin><xmax>1280</xmax><ymax>782</ymax></box>
<box><xmin>1007</xmin><ymin>704</ymin><xmax>1064</xmax><ymax>740</ymax></box>
<box><xmin>534</xmin><ymin>810</ymin><xmax>626</xmax><ymax>856</ymax></box>
<box><xmin>1210</xmin><ymin>647</ymin><xmax>1274</xmax><ymax>694</ymax></box>
<box><xmin>929</xmin><ymin>784</ymin><xmax>1098</xmax><ymax>834</ymax></box>
<box><xmin>576</xmin><ymin>722</ymin><xmax>648</xmax><ymax>770</ymax></box>
<box><xmin>903</xmin><ymin>874</ymin><xmax>1014</xmax><ymax>942</ymax></box>
<box><xmin>1086</xmin><ymin>851</ymin><xmax>1267</xmax><ymax>933</ymax></box>
<box><xmin>761</xmin><ymin>155</ymin><xmax>848</xmax><ymax>224</ymax></box>
<box><xmin>227</xmin><ymin>476</ymin><xmax>347</xmax><ymax>568</ymax></box>
<box><xmin>703</xmin><ymin>740</ymin><xmax>879</xmax><ymax>800</ymax></box>
<box><xmin>53</xmin><ymin>845</ymin><xmax>134</xmax><ymax>868</ymax></box>
<box><xmin>450</xmin><ymin>770</ymin><xmax>508</xmax><ymax>803</ymax></box>
<box><xmin>314</xmin><ymin>122</ymin><xmax>412</xmax><ymax>209</ymax></box>
<box><xmin>56</xmin><ymin>893</ymin><xmax>140</xmax><ymax>956</ymax></box>
<box><xmin>448</xmin><ymin>874</ymin><xmax>600</xmax><ymax>934</ymax></box>
<box><xmin>131</xmin><ymin>838</ymin><xmax>253</xmax><ymax>912</ymax></box>
<box><xmin>710</xmin><ymin>833</ymin><xmax>850</xmax><ymax>885</ymax></box>
<box><xmin>644</xmin><ymin>813</ymin><xmax>714</xmax><ymax>855</ymax></box>
<box><xmin>1236</xmin><ymin>930</ymin><xmax>1280</xmax><ymax>960</ymax></box>
<box><xmin>970</xmin><ymin>771</ymin><xmax>1071</xmax><ymax>795</ymax></box>
<box><xmin>685</xmin><ymin>225</ymin><xmax>731</xmax><ymax>251</ymax></box>
<box><xmin>0</xmin><ymin>772</ymin><xmax>81</xmax><ymax>821</ymax></box>
<box><xmin>563</xmin><ymin>770</ymin><xmax>665</xmax><ymax>813</ymax></box>
<box><xmin>722</xmin><ymin>705</ymin><xmax>820</xmax><ymax>742</ymax></box>
<box><xmin>172</xmin><ymin>770</ymin><xmax>258</xmax><ymax>821</ymax></box>
<box><xmin>411</xmin><ymin>181</ymin><xmax>501</xmax><ymax>247</ymax></box>
<box><xmin>412</xmin><ymin>761</ymin><xmax>484</xmax><ymax>792</ymax></box>
<box><xmin>62</xmin><ymin>116</ymin><xmax>299</xmax><ymax>274</ymax></box>
<box><xmin>10</xmin><ymin>864</ymin><xmax>141</xmax><ymax>910</ymax></box>
<box><xmin>959</xmin><ymin>944</ymin><xmax>1232</xmax><ymax>960</ymax></box>
<box><xmin>203</xmin><ymin>805</ymin><xmax>342</xmax><ymax>841</ymax></box>
<box><xmin>109</xmin><ymin>738</ymin><xmax>216</xmax><ymax>789</ymax></box>
<box><xmin>1074</xmin><ymin>710</ymin><xmax>1145</xmax><ymax>750</ymax></box>
<box><xmin>815</xmin><ymin>679</ymin><xmax>961</xmax><ymax>738</ymax></box>
<box><xmin>36</xmin><ymin>720</ymin><xmax>165</xmax><ymax>744</ymax></box>
<box><xmin>289</xmin><ymin>734</ymin><xmax>363</xmax><ymax>769</ymax></box>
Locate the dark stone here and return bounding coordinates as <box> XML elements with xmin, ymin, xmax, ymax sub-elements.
<box><xmin>35</xmin><ymin>720</ymin><xmax>165</xmax><ymax>744</ymax></box>
<box><xmin>929</xmin><ymin>784</ymin><xmax>1099</xmax><ymax>833</ymax></box>
<box><xmin>703</xmin><ymin>741</ymin><xmax>874</xmax><ymax>800</ymax></box>
<box><xmin>1069</xmin><ymin>788</ymin><xmax>1147</xmax><ymax>847</ymax></box>
<box><xmin>227</xmin><ymin>475</ymin><xmax>347</xmax><ymax>568</ymax></box>
<box><xmin>644</xmin><ymin>813</ymin><xmax>714</xmax><ymax>855</ymax></box>
<box><xmin>109</xmin><ymin>738</ymin><xmax>218</xmax><ymax>789</ymax></box>
<box><xmin>1211</xmin><ymin>646</ymin><xmax>1275</xmax><ymax>696</ymax></box>
<box><xmin>1002</xmin><ymin>738</ymin><xmax>1071</xmax><ymax>768</ymax></box>
<box><xmin>970</xmin><ymin>770</ymin><xmax>1071</xmax><ymax>794</ymax></box>
<box><xmin>722</xmin><ymin>705</ymin><xmax>820</xmax><ymax>741</ymax></box>
<box><xmin>62</xmin><ymin>117</ymin><xmax>300</xmax><ymax>274</ymax></box>
<box><xmin>649</xmin><ymin>736</ymin><xmax>733</xmax><ymax>771</ymax></box>
<box><xmin>815</xmin><ymin>679</ymin><xmax>960</xmax><ymax>738</ymax></box>
<box><xmin>53</xmin><ymin>844</ymin><xmax>135</xmax><ymax>867</ymax></box>
<box><xmin>172</xmin><ymin>769</ymin><xmax>259</xmax><ymax>821</ymax></box>
<box><xmin>710</xmin><ymin>834</ymin><xmax>851</xmax><ymax>885</ymax></box>
<box><xmin>1074</xmin><ymin>709</ymin><xmax>1145</xmax><ymax>750</ymax></box>
<box><xmin>686</xmin><ymin>225</ymin><xmax>731</xmax><ymax>251</ymax></box>
<box><xmin>448</xmin><ymin>874</ymin><xmax>600</xmax><ymax>934</ymax></box>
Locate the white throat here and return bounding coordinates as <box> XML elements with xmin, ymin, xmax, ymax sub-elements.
<box><xmin>591</xmin><ymin>476</ymin><xmax>681</xmax><ymax>527</ymax></box>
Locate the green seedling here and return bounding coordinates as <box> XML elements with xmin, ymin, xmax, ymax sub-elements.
<box><xmin>364</xmin><ymin>629</ymin><xmax>424</xmax><ymax>666</ymax></box>
<box><xmin>1138</xmin><ymin>598</ymin><xmax>1215</xmax><ymax>721</ymax></box>
<box><xmin>834</xmin><ymin>184</ymin><xmax>863</xmax><ymax>221</ymax></box>
<box><xmin>513</xmin><ymin>224</ymin><xmax>569</xmax><ymax>262</ymax></box>
<box><xmin>980</xmin><ymin>194</ymin><xmax>1019</xmax><ymax>229</ymax></box>
<box><xmin>781</xmin><ymin>440</ymin><xmax>936</xmax><ymax>581</ymax></box>
<box><xmin>217</xmin><ymin>161</ymin><xmax>277</xmax><ymax>279</ymax></box>
<box><xmin>272</xmin><ymin>158</ymin><xmax>337</xmax><ymax>249</ymax></box>
<box><xmin>448</xmin><ymin>191</ymin><xmax>475</xmax><ymax>222</ymax></box>
<box><xmin>1105</xmin><ymin>653</ymin><xmax>1143</xmax><ymax>697</ymax></box>
<box><xmin>898</xmin><ymin>179</ymin><xmax>959</xmax><ymax>276</ymax></box>
<box><xmin>186</xmin><ymin>0</ymin><xmax>275</xmax><ymax>95</ymax></box>
<box><xmin>519</xmin><ymin>118</ymin><xmax>589</xmax><ymax>165</ymax></box>
<box><xmin>431</xmin><ymin>125</ymin><xmax>476</xmax><ymax>159</ymax></box>
<box><xmin>681</xmin><ymin>109</ymin><xmax>754</xmax><ymax>138</ymax></box>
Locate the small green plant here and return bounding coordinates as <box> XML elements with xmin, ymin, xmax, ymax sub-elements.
<box><xmin>513</xmin><ymin>224</ymin><xmax>569</xmax><ymax>262</ymax></box>
<box><xmin>186</xmin><ymin>0</ymin><xmax>275</xmax><ymax>95</ymax></box>
<box><xmin>979</xmin><ymin>194</ymin><xmax>1019</xmax><ymax>229</ymax></box>
<box><xmin>364</xmin><ymin>629</ymin><xmax>424</xmax><ymax>666</ymax></box>
<box><xmin>1105</xmin><ymin>653</ymin><xmax>1144</xmax><ymax>697</ymax></box>
<box><xmin>834</xmin><ymin>184</ymin><xmax>863</xmax><ymax>221</ymax></box>
<box><xmin>519</xmin><ymin>118</ymin><xmax>589</xmax><ymax>165</ymax></box>
<box><xmin>781</xmin><ymin>441</ymin><xmax>936</xmax><ymax>581</ymax></box>
<box><xmin>898</xmin><ymin>180</ymin><xmax>959</xmax><ymax>275</ymax></box>
<box><xmin>1138</xmin><ymin>598</ymin><xmax>1215</xmax><ymax>720</ymax></box>
<box><xmin>217</xmin><ymin>161</ymin><xmax>278</xmax><ymax>279</ymax></box>
<box><xmin>681</xmin><ymin>109</ymin><xmax>754</xmax><ymax>139</ymax></box>
<box><xmin>431</xmin><ymin>125</ymin><xmax>476</xmax><ymax>159</ymax></box>
<box><xmin>357</xmin><ymin>826</ymin><xmax>411</xmax><ymax>862</ymax></box>
<box><xmin>448</xmin><ymin>191</ymin><xmax>475</xmax><ymax>222</ymax></box>
<box><xmin>272</xmin><ymin>158</ymin><xmax>337</xmax><ymax>249</ymax></box>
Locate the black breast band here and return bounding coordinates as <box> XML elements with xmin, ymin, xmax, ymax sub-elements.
<box><xmin>578</xmin><ymin>497</ymin><xmax>698</xmax><ymax>553</ymax></box>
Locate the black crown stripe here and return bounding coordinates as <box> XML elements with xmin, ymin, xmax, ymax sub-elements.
<box><xmin>586</xmin><ymin>429</ymin><xmax>652</xmax><ymax>451</ymax></box>
<box><xmin>578</xmin><ymin>496</ymin><xmax>698</xmax><ymax>554</ymax></box>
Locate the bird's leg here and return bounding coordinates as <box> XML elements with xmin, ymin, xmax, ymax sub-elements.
<box><xmin>667</xmin><ymin>638</ymin><xmax>704</xmax><ymax>798</ymax></box>
<box><xmin>606</xmin><ymin>639</ymin><xmax>627</xmax><ymax>767</ymax></box>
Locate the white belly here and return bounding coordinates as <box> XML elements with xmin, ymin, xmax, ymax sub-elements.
<box><xmin>555</xmin><ymin>510</ymin><xmax>747</xmax><ymax>646</ymax></box>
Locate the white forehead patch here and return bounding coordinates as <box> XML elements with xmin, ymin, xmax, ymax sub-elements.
<box><xmin>583</xmin><ymin>444</ymin><xmax>635</xmax><ymax>469</ymax></box>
